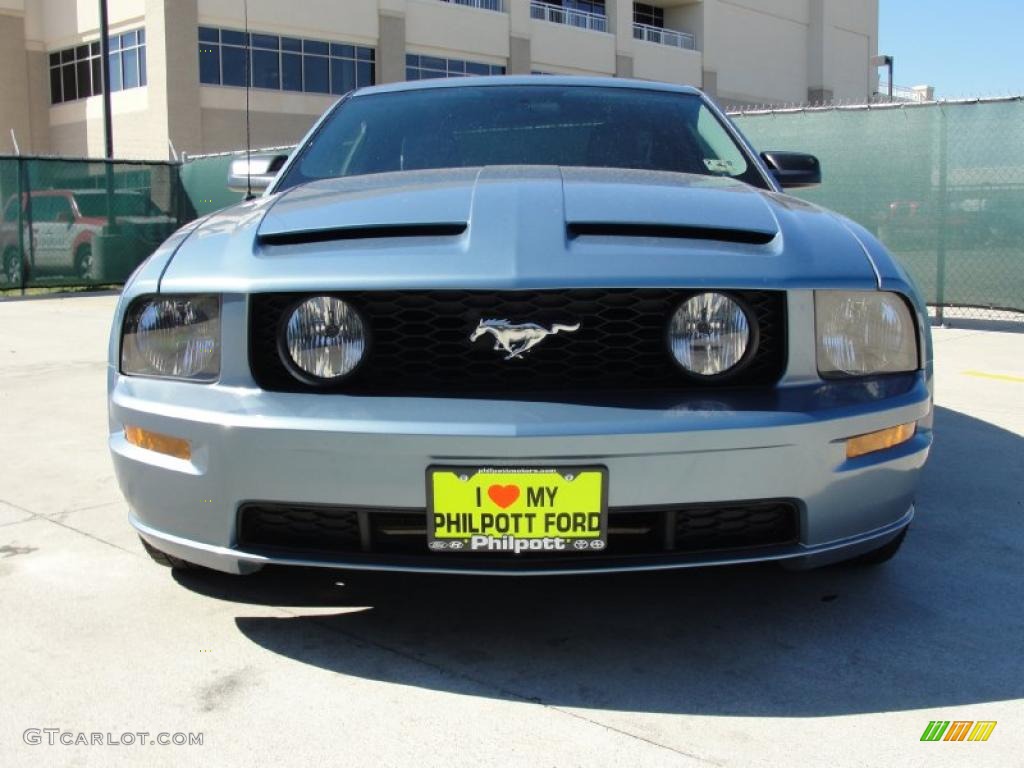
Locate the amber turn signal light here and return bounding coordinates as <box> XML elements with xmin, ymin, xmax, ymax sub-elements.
<box><xmin>124</xmin><ymin>425</ymin><xmax>191</xmax><ymax>460</ymax></box>
<box><xmin>846</xmin><ymin>422</ymin><xmax>916</xmax><ymax>459</ymax></box>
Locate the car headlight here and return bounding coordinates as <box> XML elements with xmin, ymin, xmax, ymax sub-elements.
<box><xmin>282</xmin><ymin>296</ymin><xmax>366</xmax><ymax>382</ymax></box>
<box><xmin>668</xmin><ymin>292</ymin><xmax>753</xmax><ymax>377</ymax></box>
<box><xmin>121</xmin><ymin>295</ymin><xmax>220</xmax><ymax>381</ymax></box>
<box><xmin>816</xmin><ymin>291</ymin><xmax>918</xmax><ymax>376</ymax></box>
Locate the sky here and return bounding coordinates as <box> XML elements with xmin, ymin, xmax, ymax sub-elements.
<box><xmin>878</xmin><ymin>0</ymin><xmax>1024</xmax><ymax>97</ymax></box>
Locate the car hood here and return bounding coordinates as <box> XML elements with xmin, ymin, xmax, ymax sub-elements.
<box><xmin>160</xmin><ymin>166</ymin><xmax>881</xmax><ymax>293</ymax></box>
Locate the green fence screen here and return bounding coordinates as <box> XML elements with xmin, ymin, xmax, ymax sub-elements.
<box><xmin>733</xmin><ymin>98</ymin><xmax>1024</xmax><ymax>315</ymax></box>
<box><xmin>178</xmin><ymin>145</ymin><xmax>297</xmax><ymax>217</ymax></box>
<box><xmin>0</xmin><ymin>156</ymin><xmax>195</xmax><ymax>290</ymax></box>
<box><xmin>5</xmin><ymin>97</ymin><xmax>1023</xmax><ymax>317</ymax></box>
<box><xmin>179</xmin><ymin>152</ymin><xmax>248</xmax><ymax>217</ymax></box>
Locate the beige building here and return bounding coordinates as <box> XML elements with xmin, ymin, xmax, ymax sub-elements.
<box><xmin>0</xmin><ymin>0</ymin><xmax>879</xmax><ymax>160</ymax></box>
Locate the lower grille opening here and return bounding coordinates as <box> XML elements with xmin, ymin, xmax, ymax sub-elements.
<box><xmin>238</xmin><ymin>502</ymin><xmax>363</xmax><ymax>553</ymax></box>
<box><xmin>369</xmin><ymin>512</ymin><xmax>431</xmax><ymax>555</ymax></box>
<box><xmin>237</xmin><ymin>500</ymin><xmax>800</xmax><ymax>565</ymax></box>
<box><xmin>672</xmin><ymin>503</ymin><xmax>799</xmax><ymax>553</ymax></box>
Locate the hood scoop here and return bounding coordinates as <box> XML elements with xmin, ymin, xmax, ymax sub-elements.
<box><xmin>560</xmin><ymin>167</ymin><xmax>780</xmax><ymax>244</ymax></box>
<box><xmin>259</xmin><ymin>222</ymin><xmax>466</xmax><ymax>247</ymax></box>
<box><xmin>257</xmin><ymin>169</ymin><xmax>478</xmax><ymax>244</ymax></box>
<box><xmin>567</xmin><ymin>222</ymin><xmax>776</xmax><ymax>245</ymax></box>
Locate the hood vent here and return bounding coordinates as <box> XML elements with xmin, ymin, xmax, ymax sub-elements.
<box><xmin>259</xmin><ymin>223</ymin><xmax>466</xmax><ymax>247</ymax></box>
<box><xmin>567</xmin><ymin>222</ymin><xmax>776</xmax><ymax>246</ymax></box>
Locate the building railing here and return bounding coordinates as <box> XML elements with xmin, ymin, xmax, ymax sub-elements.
<box><xmin>875</xmin><ymin>82</ymin><xmax>933</xmax><ymax>103</ymax></box>
<box><xmin>632</xmin><ymin>23</ymin><xmax>695</xmax><ymax>50</ymax></box>
<box><xmin>439</xmin><ymin>0</ymin><xmax>504</xmax><ymax>11</ymax></box>
<box><xmin>530</xmin><ymin>2</ymin><xmax>608</xmax><ymax>33</ymax></box>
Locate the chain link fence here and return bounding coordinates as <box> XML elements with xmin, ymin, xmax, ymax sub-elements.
<box><xmin>732</xmin><ymin>96</ymin><xmax>1024</xmax><ymax>321</ymax></box>
<box><xmin>0</xmin><ymin>156</ymin><xmax>194</xmax><ymax>292</ymax></box>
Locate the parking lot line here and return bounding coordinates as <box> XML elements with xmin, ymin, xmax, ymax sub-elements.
<box><xmin>962</xmin><ymin>370</ymin><xmax>1024</xmax><ymax>384</ymax></box>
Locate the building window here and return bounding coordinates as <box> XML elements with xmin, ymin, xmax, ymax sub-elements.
<box><xmin>49</xmin><ymin>29</ymin><xmax>147</xmax><ymax>104</ymax></box>
<box><xmin>633</xmin><ymin>3</ymin><xmax>665</xmax><ymax>28</ymax></box>
<box><xmin>405</xmin><ymin>54</ymin><xmax>505</xmax><ymax>81</ymax></box>
<box><xmin>198</xmin><ymin>27</ymin><xmax>375</xmax><ymax>94</ymax></box>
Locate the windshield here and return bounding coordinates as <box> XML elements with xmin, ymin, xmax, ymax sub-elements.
<box><xmin>277</xmin><ymin>84</ymin><xmax>767</xmax><ymax>191</ymax></box>
<box><xmin>74</xmin><ymin>193</ymin><xmax>164</xmax><ymax>218</ymax></box>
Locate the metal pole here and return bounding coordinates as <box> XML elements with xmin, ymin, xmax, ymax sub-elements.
<box><xmin>888</xmin><ymin>59</ymin><xmax>894</xmax><ymax>101</ymax></box>
<box><xmin>935</xmin><ymin>107</ymin><xmax>949</xmax><ymax>325</ymax></box>
<box><xmin>99</xmin><ymin>0</ymin><xmax>117</xmax><ymax>251</ymax></box>
<box><xmin>99</xmin><ymin>0</ymin><xmax>113</xmax><ymax>158</ymax></box>
<box><xmin>16</xmin><ymin>156</ymin><xmax>26</xmax><ymax>295</ymax></box>
<box><xmin>243</xmin><ymin>0</ymin><xmax>253</xmax><ymax>200</ymax></box>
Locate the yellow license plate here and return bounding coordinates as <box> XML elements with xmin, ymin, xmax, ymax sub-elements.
<box><xmin>427</xmin><ymin>467</ymin><xmax>608</xmax><ymax>554</ymax></box>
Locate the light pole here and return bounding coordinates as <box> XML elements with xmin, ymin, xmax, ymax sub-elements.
<box><xmin>99</xmin><ymin>0</ymin><xmax>117</xmax><ymax>255</ymax></box>
<box><xmin>99</xmin><ymin>0</ymin><xmax>113</xmax><ymax>158</ymax></box>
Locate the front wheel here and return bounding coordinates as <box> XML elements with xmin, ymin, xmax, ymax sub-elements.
<box><xmin>74</xmin><ymin>243</ymin><xmax>93</xmax><ymax>280</ymax></box>
<box><xmin>3</xmin><ymin>247</ymin><xmax>26</xmax><ymax>286</ymax></box>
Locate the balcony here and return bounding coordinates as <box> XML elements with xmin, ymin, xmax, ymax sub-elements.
<box><xmin>407</xmin><ymin>0</ymin><xmax>510</xmax><ymax>60</ymax></box>
<box><xmin>530</xmin><ymin>2</ymin><xmax>608</xmax><ymax>33</ymax></box>
<box><xmin>438</xmin><ymin>0</ymin><xmax>504</xmax><ymax>11</ymax></box>
<box><xmin>633</xmin><ymin>22</ymin><xmax>695</xmax><ymax>50</ymax></box>
<box><xmin>874</xmin><ymin>82</ymin><xmax>935</xmax><ymax>104</ymax></box>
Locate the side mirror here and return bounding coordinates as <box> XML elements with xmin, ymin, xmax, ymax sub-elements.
<box><xmin>760</xmin><ymin>151</ymin><xmax>821</xmax><ymax>189</ymax></box>
<box><xmin>227</xmin><ymin>152</ymin><xmax>290</xmax><ymax>195</ymax></box>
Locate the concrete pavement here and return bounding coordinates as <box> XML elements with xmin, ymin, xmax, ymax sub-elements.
<box><xmin>1</xmin><ymin>295</ymin><xmax>1021</xmax><ymax>767</ymax></box>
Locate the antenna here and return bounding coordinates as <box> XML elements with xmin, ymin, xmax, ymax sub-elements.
<box><xmin>243</xmin><ymin>0</ymin><xmax>253</xmax><ymax>199</ymax></box>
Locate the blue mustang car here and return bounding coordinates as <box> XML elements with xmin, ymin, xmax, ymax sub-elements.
<box><xmin>108</xmin><ymin>77</ymin><xmax>932</xmax><ymax>577</ymax></box>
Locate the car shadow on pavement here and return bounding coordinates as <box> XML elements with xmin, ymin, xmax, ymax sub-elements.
<box><xmin>175</xmin><ymin>406</ymin><xmax>1024</xmax><ymax>716</ymax></box>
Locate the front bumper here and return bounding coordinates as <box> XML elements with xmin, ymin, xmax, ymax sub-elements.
<box><xmin>109</xmin><ymin>370</ymin><xmax>932</xmax><ymax>575</ymax></box>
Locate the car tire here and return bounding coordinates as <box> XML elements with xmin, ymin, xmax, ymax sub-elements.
<box><xmin>139</xmin><ymin>535</ymin><xmax>201</xmax><ymax>570</ymax></box>
<box><xmin>75</xmin><ymin>243</ymin><xmax>93</xmax><ymax>280</ymax></box>
<box><xmin>3</xmin><ymin>247</ymin><xmax>26</xmax><ymax>286</ymax></box>
<box><xmin>848</xmin><ymin>528</ymin><xmax>907</xmax><ymax>566</ymax></box>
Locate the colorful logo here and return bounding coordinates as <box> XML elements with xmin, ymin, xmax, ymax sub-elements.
<box><xmin>920</xmin><ymin>721</ymin><xmax>997</xmax><ymax>742</ymax></box>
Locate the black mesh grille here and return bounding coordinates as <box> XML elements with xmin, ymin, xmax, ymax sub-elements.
<box><xmin>672</xmin><ymin>501</ymin><xmax>799</xmax><ymax>553</ymax></box>
<box><xmin>236</xmin><ymin>500</ymin><xmax>800</xmax><ymax>563</ymax></box>
<box><xmin>238</xmin><ymin>502</ymin><xmax>362</xmax><ymax>553</ymax></box>
<box><xmin>248</xmin><ymin>289</ymin><xmax>787</xmax><ymax>395</ymax></box>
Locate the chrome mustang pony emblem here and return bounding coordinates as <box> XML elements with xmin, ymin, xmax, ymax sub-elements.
<box><xmin>469</xmin><ymin>319</ymin><xmax>581</xmax><ymax>360</ymax></box>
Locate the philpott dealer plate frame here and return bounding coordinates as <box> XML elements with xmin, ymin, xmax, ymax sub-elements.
<box><xmin>426</xmin><ymin>466</ymin><xmax>609</xmax><ymax>555</ymax></box>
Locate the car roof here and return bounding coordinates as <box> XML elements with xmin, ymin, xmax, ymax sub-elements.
<box><xmin>350</xmin><ymin>75</ymin><xmax>704</xmax><ymax>99</ymax></box>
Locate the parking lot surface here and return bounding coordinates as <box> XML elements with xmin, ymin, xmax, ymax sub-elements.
<box><xmin>1</xmin><ymin>295</ymin><xmax>1021</xmax><ymax>767</ymax></box>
